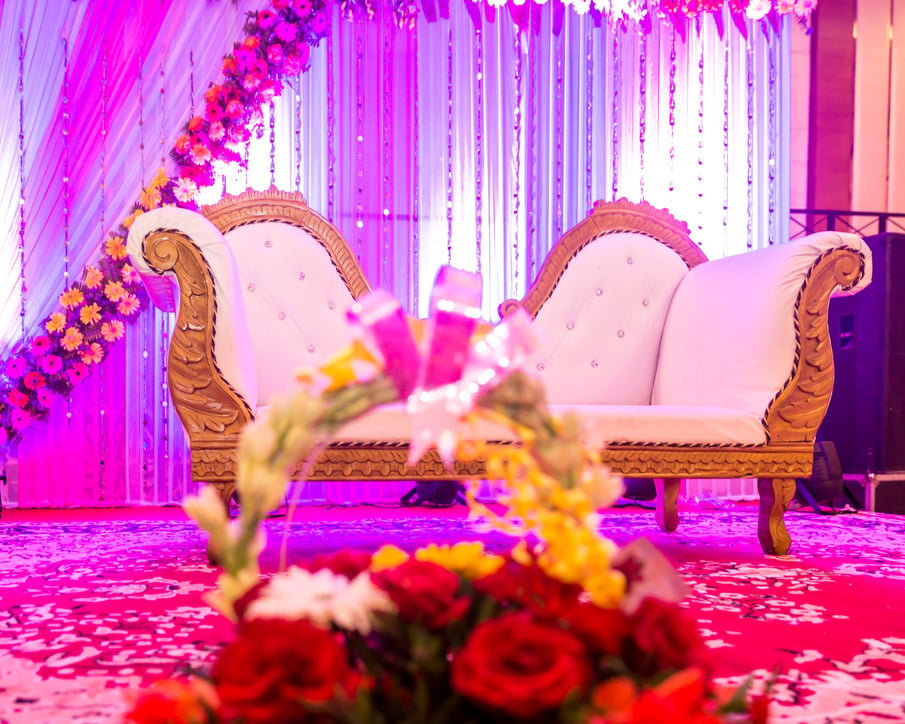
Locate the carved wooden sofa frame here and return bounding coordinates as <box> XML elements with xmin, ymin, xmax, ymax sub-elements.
<box><xmin>129</xmin><ymin>188</ymin><xmax>871</xmax><ymax>555</ymax></box>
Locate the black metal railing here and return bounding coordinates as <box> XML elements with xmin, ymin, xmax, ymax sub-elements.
<box><xmin>790</xmin><ymin>209</ymin><xmax>905</xmax><ymax>239</ymax></box>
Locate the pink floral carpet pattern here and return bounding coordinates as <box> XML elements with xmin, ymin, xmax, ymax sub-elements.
<box><xmin>1</xmin><ymin>504</ymin><xmax>904</xmax><ymax>723</ymax></box>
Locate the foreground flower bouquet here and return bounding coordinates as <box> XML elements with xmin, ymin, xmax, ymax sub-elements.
<box><xmin>125</xmin><ymin>267</ymin><xmax>769</xmax><ymax>724</ymax></box>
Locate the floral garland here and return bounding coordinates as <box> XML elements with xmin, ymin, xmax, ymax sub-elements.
<box><xmin>125</xmin><ymin>273</ymin><xmax>769</xmax><ymax>723</ymax></box>
<box><xmin>0</xmin><ymin>0</ymin><xmax>817</xmax><ymax>452</ymax></box>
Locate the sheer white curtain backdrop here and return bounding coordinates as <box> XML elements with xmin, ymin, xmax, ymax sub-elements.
<box><xmin>1</xmin><ymin>0</ymin><xmax>789</xmax><ymax>507</ymax></box>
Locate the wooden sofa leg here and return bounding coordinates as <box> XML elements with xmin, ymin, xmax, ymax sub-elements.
<box><xmin>209</xmin><ymin>481</ymin><xmax>238</xmax><ymax>516</ymax></box>
<box><xmin>654</xmin><ymin>478</ymin><xmax>681</xmax><ymax>532</ymax></box>
<box><xmin>757</xmin><ymin>478</ymin><xmax>796</xmax><ymax>555</ymax></box>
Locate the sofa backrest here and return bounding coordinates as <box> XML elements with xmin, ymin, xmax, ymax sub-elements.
<box><xmin>223</xmin><ymin>221</ymin><xmax>363</xmax><ymax>406</ymax></box>
<box><xmin>527</xmin><ymin>231</ymin><xmax>691</xmax><ymax>405</ymax></box>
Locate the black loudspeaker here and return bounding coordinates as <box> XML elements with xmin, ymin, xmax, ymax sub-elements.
<box><xmin>820</xmin><ymin>233</ymin><xmax>905</xmax><ymax>475</ymax></box>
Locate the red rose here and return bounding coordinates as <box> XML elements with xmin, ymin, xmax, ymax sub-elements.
<box><xmin>302</xmin><ymin>549</ymin><xmax>372</xmax><ymax>580</ymax></box>
<box><xmin>556</xmin><ymin>601</ymin><xmax>630</xmax><ymax>657</ymax></box>
<box><xmin>451</xmin><ymin>612</ymin><xmax>592</xmax><ymax>719</ymax></box>
<box><xmin>474</xmin><ymin>557</ymin><xmax>583</xmax><ymax>615</ymax></box>
<box><xmin>371</xmin><ymin>559</ymin><xmax>470</xmax><ymax>630</ymax></box>
<box><xmin>629</xmin><ymin>598</ymin><xmax>712</xmax><ymax>676</ymax></box>
<box><xmin>212</xmin><ymin>618</ymin><xmax>365</xmax><ymax>723</ymax></box>
<box><xmin>124</xmin><ymin>677</ymin><xmax>217</xmax><ymax>724</ymax></box>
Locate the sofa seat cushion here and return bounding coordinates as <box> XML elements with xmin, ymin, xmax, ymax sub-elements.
<box><xmin>261</xmin><ymin>401</ymin><xmax>767</xmax><ymax>447</ymax></box>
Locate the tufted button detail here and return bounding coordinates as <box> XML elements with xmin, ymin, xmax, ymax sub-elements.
<box><xmin>591</xmin><ymin>360</ymin><xmax>599</xmax><ymax>368</ymax></box>
<box><xmin>617</xmin><ymin>329</ymin><xmax>625</xmax><ymax>338</ymax></box>
<box><xmin>642</xmin><ymin>298</ymin><xmax>650</xmax><ymax>307</ymax></box>
<box><xmin>328</xmin><ymin>302</ymin><xmax>335</xmax><ymax>310</ymax></box>
<box><xmin>298</xmin><ymin>272</ymin><xmax>306</xmax><ymax>281</ymax></box>
<box><xmin>264</xmin><ymin>240</ymin><xmax>273</xmax><ymax>248</ymax></box>
<box><xmin>627</xmin><ymin>256</ymin><xmax>635</xmax><ymax>265</ymax></box>
<box><xmin>595</xmin><ymin>287</ymin><xmax>604</xmax><ymax>296</ymax></box>
<box><xmin>247</xmin><ymin>283</ymin><xmax>255</xmax><ymax>292</ymax></box>
<box><xmin>566</xmin><ymin>321</ymin><xmax>575</xmax><ymax>330</ymax></box>
<box><xmin>536</xmin><ymin>363</ymin><xmax>545</xmax><ymax>371</ymax></box>
<box><xmin>277</xmin><ymin>311</ymin><xmax>286</xmax><ymax>320</ymax></box>
<box><xmin>307</xmin><ymin>344</ymin><xmax>316</xmax><ymax>353</ymax></box>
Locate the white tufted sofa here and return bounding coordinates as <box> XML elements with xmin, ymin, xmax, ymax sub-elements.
<box><xmin>127</xmin><ymin>189</ymin><xmax>872</xmax><ymax>555</ymax></box>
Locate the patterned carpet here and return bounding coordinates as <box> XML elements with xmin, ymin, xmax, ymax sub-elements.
<box><xmin>1</xmin><ymin>503</ymin><xmax>905</xmax><ymax>723</ymax></box>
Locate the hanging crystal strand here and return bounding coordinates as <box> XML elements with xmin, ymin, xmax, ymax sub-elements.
<box><xmin>668</xmin><ymin>28</ymin><xmax>676</xmax><ymax>193</ymax></box>
<box><xmin>639</xmin><ymin>33</ymin><xmax>647</xmax><ymax>200</ymax></box>
<box><xmin>746</xmin><ymin>25</ymin><xmax>754</xmax><ymax>249</ymax></box>
<box><xmin>355</xmin><ymin>19</ymin><xmax>365</xmax><ymax>260</ymax></box>
<box><xmin>295</xmin><ymin>72</ymin><xmax>302</xmax><ymax>191</ymax></box>
<box><xmin>722</xmin><ymin>29</ymin><xmax>730</xmax><ymax>253</ymax></box>
<box><xmin>611</xmin><ymin>28</ymin><xmax>620</xmax><ymax>201</ymax></box>
<box><xmin>554</xmin><ymin>25</ymin><xmax>564</xmax><ymax>240</ymax></box>
<box><xmin>62</xmin><ymin>38</ymin><xmax>72</xmax><ymax>423</ymax></box>
<box><xmin>327</xmin><ymin>31</ymin><xmax>336</xmax><ymax>221</ymax></box>
<box><xmin>585</xmin><ymin>23</ymin><xmax>593</xmax><ymax>212</ymax></box>
<box><xmin>412</xmin><ymin>24</ymin><xmax>421</xmax><ymax>313</ymax></box>
<box><xmin>382</xmin><ymin>14</ymin><xmax>393</xmax><ymax>288</ymax></box>
<box><xmin>768</xmin><ymin>27</ymin><xmax>777</xmax><ymax>246</ymax></box>
<box><xmin>474</xmin><ymin>25</ymin><xmax>484</xmax><ymax>273</ymax></box>
<box><xmin>18</xmin><ymin>28</ymin><xmax>26</xmax><ymax>336</ymax></box>
<box><xmin>159</xmin><ymin>58</ymin><xmax>166</xmax><ymax>168</ymax></box>
<box><xmin>189</xmin><ymin>51</ymin><xmax>195</xmax><ymax>112</ymax></box>
<box><xmin>513</xmin><ymin>27</ymin><xmax>523</xmax><ymax>287</ymax></box>
<box><xmin>98</xmin><ymin>48</ymin><xmax>109</xmax><ymax>502</ymax></box>
<box><xmin>269</xmin><ymin>100</ymin><xmax>277</xmax><ymax>187</ymax></box>
<box><xmin>138</xmin><ymin>53</ymin><xmax>146</xmax><ymax>188</ymax></box>
<box><xmin>696</xmin><ymin>20</ymin><xmax>705</xmax><ymax>236</ymax></box>
<box><xmin>446</xmin><ymin>25</ymin><xmax>454</xmax><ymax>264</ymax></box>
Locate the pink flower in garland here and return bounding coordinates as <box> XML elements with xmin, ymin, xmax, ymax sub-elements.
<box><xmin>225</xmin><ymin>99</ymin><xmax>246</xmax><ymax>119</ymax></box>
<box><xmin>23</xmin><ymin>372</ymin><xmax>46</xmax><ymax>391</ymax></box>
<box><xmin>68</xmin><ymin>362</ymin><xmax>90</xmax><ymax>385</ymax></box>
<box><xmin>10</xmin><ymin>408</ymin><xmax>31</xmax><ymax>431</ymax></box>
<box><xmin>8</xmin><ymin>389</ymin><xmax>29</xmax><ymax>408</ymax></box>
<box><xmin>275</xmin><ymin>21</ymin><xmax>297</xmax><ymax>42</ymax></box>
<box><xmin>175</xmin><ymin>133</ymin><xmax>192</xmax><ymax>154</ymax></box>
<box><xmin>795</xmin><ymin>0</ymin><xmax>817</xmax><ymax>15</ymax></box>
<box><xmin>0</xmin><ymin>426</ymin><xmax>7</xmax><ymax>445</ymax></box>
<box><xmin>174</xmin><ymin>177</ymin><xmax>200</xmax><ymax>203</ymax></box>
<box><xmin>746</xmin><ymin>0</ymin><xmax>770</xmax><ymax>18</ymax></box>
<box><xmin>191</xmin><ymin>143</ymin><xmax>213</xmax><ymax>166</ymax></box>
<box><xmin>206</xmin><ymin>102</ymin><xmax>225</xmax><ymax>123</ymax></box>
<box><xmin>79</xmin><ymin>303</ymin><xmax>102</xmax><ymax>326</ymax></box>
<box><xmin>311</xmin><ymin>12</ymin><xmax>329</xmax><ymax>35</ymax></box>
<box><xmin>208</xmin><ymin>122</ymin><xmax>226</xmax><ymax>142</ymax></box>
<box><xmin>118</xmin><ymin>294</ymin><xmax>141</xmax><ymax>316</ymax></box>
<box><xmin>258</xmin><ymin>9</ymin><xmax>279</xmax><ymax>28</ymax></box>
<box><xmin>267</xmin><ymin>44</ymin><xmax>283</xmax><ymax>65</ymax></box>
<box><xmin>776</xmin><ymin>0</ymin><xmax>795</xmax><ymax>12</ymax></box>
<box><xmin>31</xmin><ymin>336</ymin><xmax>52</xmax><ymax>356</ymax></box>
<box><xmin>39</xmin><ymin>355</ymin><xmax>63</xmax><ymax>375</ymax></box>
<box><xmin>243</xmin><ymin>73</ymin><xmax>263</xmax><ymax>91</ymax></box>
<box><xmin>80</xmin><ymin>343</ymin><xmax>105</xmax><ymax>366</ymax></box>
<box><xmin>293</xmin><ymin>0</ymin><xmax>313</xmax><ymax>18</ymax></box>
<box><xmin>121</xmin><ymin>264</ymin><xmax>142</xmax><ymax>286</ymax></box>
<box><xmin>5</xmin><ymin>357</ymin><xmax>27</xmax><ymax>379</ymax></box>
<box><xmin>101</xmin><ymin>320</ymin><xmax>126</xmax><ymax>343</ymax></box>
<box><xmin>61</xmin><ymin>327</ymin><xmax>85</xmax><ymax>352</ymax></box>
<box><xmin>36</xmin><ymin>388</ymin><xmax>54</xmax><ymax>408</ymax></box>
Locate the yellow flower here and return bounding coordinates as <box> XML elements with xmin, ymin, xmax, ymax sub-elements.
<box><xmin>60</xmin><ymin>327</ymin><xmax>84</xmax><ymax>352</ymax></box>
<box><xmin>299</xmin><ymin>339</ymin><xmax>381</xmax><ymax>393</ymax></box>
<box><xmin>84</xmin><ymin>266</ymin><xmax>104</xmax><ymax>289</ymax></box>
<box><xmin>105</xmin><ymin>236</ymin><xmax>128</xmax><ymax>260</ymax></box>
<box><xmin>415</xmin><ymin>541</ymin><xmax>505</xmax><ymax>579</ymax></box>
<box><xmin>122</xmin><ymin>208</ymin><xmax>144</xmax><ymax>231</ymax></box>
<box><xmin>59</xmin><ymin>287</ymin><xmax>84</xmax><ymax>309</ymax></box>
<box><xmin>151</xmin><ymin>167</ymin><xmax>168</xmax><ymax>188</ymax></box>
<box><xmin>370</xmin><ymin>544</ymin><xmax>409</xmax><ymax>571</ymax></box>
<box><xmin>79</xmin><ymin>303</ymin><xmax>102</xmax><ymax>326</ymax></box>
<box><xmin>139</xmin><ymin>185</ymin><xmax>162</xmax><ymax>211</ymax></box>
<box><xmin>46</xmin><ymin>312</ymin><xmax>66</xmax><ymax>333</ymax></box>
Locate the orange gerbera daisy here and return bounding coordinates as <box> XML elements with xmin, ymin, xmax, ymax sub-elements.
<box><xmin>79</xmin><ymin>303</ymin><xmax>102</xmax><ymax>325</ymax></box>
<box><xmin>120</xmin><ymin>264</ymin><xmax>142</xmax><ymax>285</ymax></box>
<box><xmin>105</xmin><ymin>236</ymin><xmax>128</xmax><ymax>260</ymax></box>
<box><xmin>61</xmin><ymin>327</ymin><xmax>84</xmax><ymax>352</ymax></box>
<box><xmin>46</xmin><ymin>312</ymin><xmax>66</xmax><ymax>333</ymax></box>
<box><xmin>140</xmin><ymin>185</ymin><xmax>162</xmax><ymax>211</ymax></box>
<box><xmin>152</xmin><ymin>167</ymin><xmax>168</xmax><ymax>188</ymax></box>
<box><xmin>59</xmin><ymin>287</ymin><xmax>85</xmax><ymax>309</ymax></box>
<box><xmin>85</xmin><ymin>266</ymin><xmax>104</xmax><ymax>289</ymax></box>
<box><xmin>80</xmin><ymin>342</ymin><xmax>104</xmax><ymax>365</ymax></box>
<box><xmin>104</xmin><ymin>281</ymin><xmax>126</xmax><ymax>302</ymax></box>
<box><xmin>101</xmin><ymin>319</ymin><xmax>125</xmax><ymax>342</ymax></box>
<box><xmin>122</xmin><ymin>209</ymin><xmax>144</xmax><ymax>230</ymax></box>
